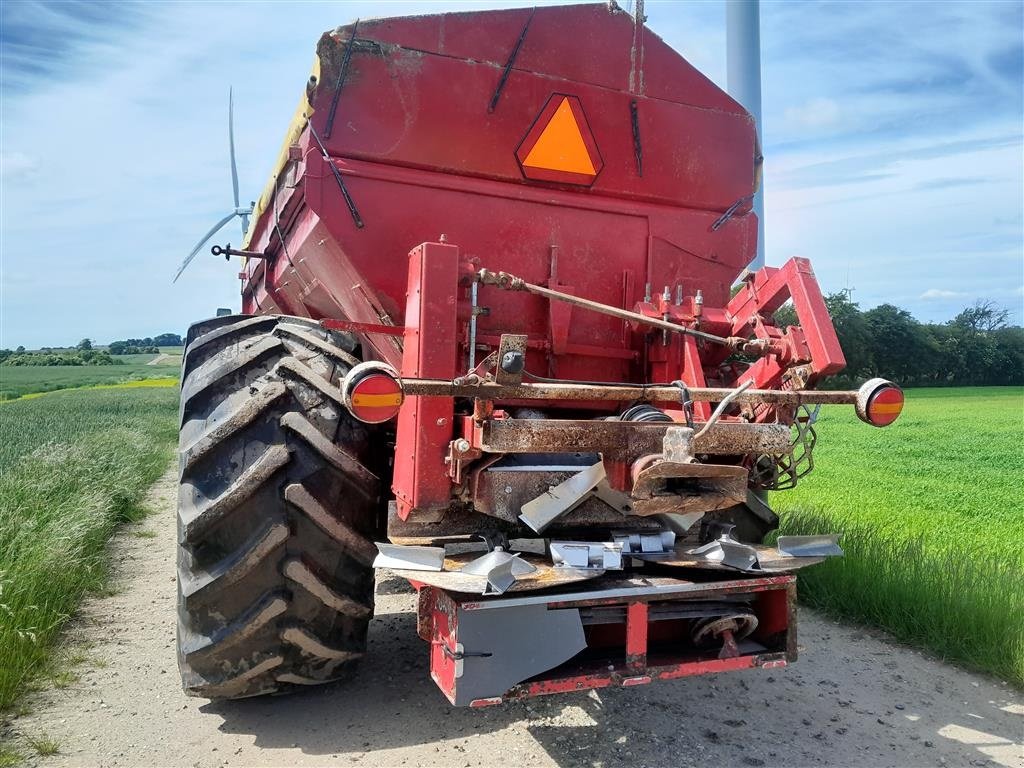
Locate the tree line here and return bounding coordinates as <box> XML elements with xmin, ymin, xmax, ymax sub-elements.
<box><xmin>0</xmin><ymin>349</ymin><xmax>122</xmax><ymax>367</ymax></box>
<box><xmin>775</xmin><ymin>297</ymin><xmax>1023</xmax><ymax>388</ymax></box>
<box><xmin>0</xmin><ymin>333</ymin><xmax>184</xmax><ymax>366</ymax></box>
<box><xmin>107</xmin><ymin>333</ymin><xmax>183</xmax><ymax>355</ymax></box>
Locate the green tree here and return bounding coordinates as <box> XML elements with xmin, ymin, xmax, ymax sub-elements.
<box><xmin>863</xmin><ymin>304</ymin><xmax>937</xmax><ymax>385</ymax></box>
<box><xmin>77</xmin><ymin>338</ymin><xmax>93</xmax><ymax>351</ymax></box>
<box><xmin>952</xmin><ymin>300</ymin><xmax>1010</xmax><ymax>333</ymax></box>
<box><xmin>772</xmin><ymin>301</ymin><xmax>798</xmax><ymax>328</ymax></box>
<box><xmin>824</xmin><ymin>292</ymin><xmax>873</xmax><ymax>384</ymax></box>
<box><xmin>989</xmin><ymin>327</ymin><xmax>1024</xmax><ymax>385</ymax></box>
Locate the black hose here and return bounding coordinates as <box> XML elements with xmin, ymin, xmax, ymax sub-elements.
<box><xmin>620</xmin><ymin>404</ymin><xmax>673</xmax><ymax>423</ymax></box>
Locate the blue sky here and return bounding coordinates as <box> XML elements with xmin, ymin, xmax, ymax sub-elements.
<box><xmin>1</xmin><ymin>0</ymin><xmax>1021</xmax><ymax>348</ymax></box>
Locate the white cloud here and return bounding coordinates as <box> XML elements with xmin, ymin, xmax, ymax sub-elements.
<box><xmin>783</xmin><ymin>97</ymin><xmax>841</xmax><ymax>129</ymax></box>
<box><xmin>0</xmin><ymin>152</ymin><xmax>38</xmax><ymax>181</ymax></box>
<box><xmin>920</xmin><ymin>288</ymin><xmax>968</xmax><ymax>300</ymax></box>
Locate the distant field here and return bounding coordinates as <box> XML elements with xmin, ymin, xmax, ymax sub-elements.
<box><xmin>0</xmin><ymin>352</ymin><xmax>180</xmax><ymax>400</ymax></box>
<box><xmin>0</xmin><ymin>387</ymin><xmax>178</xmax><ymax>711</ymax></box>
<box><xmin>775</xmin><ymin>386</ymin><xmax>1024</xmax><ymax>684</ymax></box>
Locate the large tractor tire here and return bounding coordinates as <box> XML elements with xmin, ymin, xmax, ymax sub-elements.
<box><xmin>176</xmin><ymin>315</ymin><xmax>382</xmax><ymax>699</ymax></box>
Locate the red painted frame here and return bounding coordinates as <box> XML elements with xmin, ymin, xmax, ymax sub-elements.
<box><xmin>392</xmin><ymin>243</ymin><xmax>460</xmax><ymax>521</ymax></box>
<box><xmin>421</xmin><ymin>574</ymin><xmax>796</xmax><ymax>707</ymax></box>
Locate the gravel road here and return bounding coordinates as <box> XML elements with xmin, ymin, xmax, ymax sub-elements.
<box><xmin>7</xmin><ymin>469</ymin><xmax>1022</xmax><ymax>768</ymax></box>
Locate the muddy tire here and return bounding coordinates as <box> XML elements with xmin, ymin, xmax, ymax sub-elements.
<box><xmin>176</xmin><ymin>314</ymin><xmax>381</xmax><ymax>699</ymax></box>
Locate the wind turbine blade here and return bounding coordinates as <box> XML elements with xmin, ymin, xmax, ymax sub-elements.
<box><xmin>173</xmin><ymin>211</ymin><xmax>237</xmax><ymax>283</ymax></box>
<box><xmin>229</xmin><ymin>87</ymin><xmax>240</xmax><ymax>210</ymax></box>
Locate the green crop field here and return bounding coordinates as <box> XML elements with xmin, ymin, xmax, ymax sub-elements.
<box><xmin>0</xmin><ymin>354</ymin><xmax>180</xmax><ymax>401</ymax></box>
<box><xmin>0</xmin><ymin>387</ymin><xmax>178</xmax><ymax>711</ymax></box>
<box><xmin>775</xmin><ymin>386</ymin><xmax>1024</xmax><ymax>685</ymax></box>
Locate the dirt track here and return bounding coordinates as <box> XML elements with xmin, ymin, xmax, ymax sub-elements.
<box><xmin>8</xmin><ymin>469</ymin><xmax>1023</xmax><ymax>768</ymax></box>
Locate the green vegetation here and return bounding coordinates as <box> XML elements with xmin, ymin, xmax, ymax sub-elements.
<box><xmin>776</xmin><ymin>386</ymin><xmax>1024</xmax><ymax>684</ymax></box>
<box><xmin>0</xmin><ymin>744</ymin><xmax>23</xmax><ymax>767</ymax></box>
<box><xmin>1</xmin><ymin>349</ymin><xmax>122</xmax><ymax>367</ymax></box>
<box><xmin>22</xmin><ymin>732</ymin><xmax>60</xmax><ymax>756</ymax></box>
<box><xmin>775</xmin><ymin>296</ymin><xmax>1023</xmax><ymax>388</ymax></box>
<box><xmin>0</xmin><ymin>387</ymin><xmax>178</xmax><ymax>711</ymax></box>
<box><xmin>0</xmin><ymin>334</ymin><xmax>183</xmax><ymax>400</ymax></box>
<box><xmin>115</xmin><ymin>353</ymin><xmax>169</xmax><ymax>365</ymax></box>
<box><xmin>0</xmin><ymin>356</ymin><xmax>179</xmax><ymax>401</ymax></box>
<box><xmin>107</xmin><ymin>334</ymin><xmax>182</xmax><ymax>355</ymax></box>
<box><xmin>107</xmin><ymin>344</ymin><xmax>159</xmax><ymax>355</ymax></box>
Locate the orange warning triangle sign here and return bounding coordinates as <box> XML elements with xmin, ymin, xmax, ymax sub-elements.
<box><xmin>522</xmin><ymin>98</ymin><xmax>596</xmax><ymax>175</ymax></box>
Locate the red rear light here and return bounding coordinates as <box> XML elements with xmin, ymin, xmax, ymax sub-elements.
<box><xmin>855</xmin><ymin>378</ymin><xmax>904</xmax><ymax>427</ymax></box>
<box><xmin>342</xmin><ymin>362</ymin><xmax>404</xmax><ymax>424</ymax></box>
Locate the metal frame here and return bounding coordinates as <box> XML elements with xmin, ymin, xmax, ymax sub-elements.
<box><xmin>383</xmin><ymin>238</ymin><xmax>873</xmax><ymax>523</ymax></box>
<box><xmin>418</xmin><ymin>573</ymin><xmax>796</xmax><ymax>706</ymax></box>
<box><xmin>474</xmin><ymin>418</ymin><xmax>791</xmax><ymax>458</ymax></box>
<box><xmin>394</xmin><ymin>376</ymin><xmax>866</xmax><ymax>407</ymax></box>
<box><xmin>392</xmin><ymin>242</ymin><xmax>460</xmax><ymax>521</ymax></box>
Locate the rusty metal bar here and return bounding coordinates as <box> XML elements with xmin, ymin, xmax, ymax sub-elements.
<box><xmin>477</xmin><ymin>268</ymin><xmax>739</xmax><ymax>347</ymax></box>
<box><xmin>479</xmin><ymin>419</ymin><xmax>791</xmax><ymax>456</ymax></box>
<box><xmin>320</xmin><ymin>318</ymin><xmax>406</xmax><ymax>336</ymax></box>
<box><xmin>398</xmin><ymin>376</ymin><xmax>859</xmax><ymax>406</ymax></box>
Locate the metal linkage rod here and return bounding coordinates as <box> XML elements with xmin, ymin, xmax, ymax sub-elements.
<box><xmin>397</xmin><ymin>376</ymin><xmax>859</xmax><ymax>406</ymax></box>
<box><xmin>308</xmin><ymin>121</ymin><xmax>364</xmax><ymax>229</ymax></box>
<box><xmin>477</xmin><ymin>268</ymin><xmax>747</xmax><ymax>349</ymax></box>
<box><xmin>324</xmin><ymin>22</ymin><xmax>359</xmax><ymax>139</ymax></box>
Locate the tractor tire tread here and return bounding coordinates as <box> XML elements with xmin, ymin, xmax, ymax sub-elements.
<box><xmin>177</xmin><ymin>314</ymin><xmax>379</xmax><ymax>700</ymax></box>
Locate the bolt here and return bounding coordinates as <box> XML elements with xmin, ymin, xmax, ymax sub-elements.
<box><xmin>436</xmin><ymin>417</ymin><xmax>448</xmax><ymax>426</ymax></box>
<box><xmin>454</xmin><ymin>438</ymin><xmax>471</xmax><ymax>454</ymax></box>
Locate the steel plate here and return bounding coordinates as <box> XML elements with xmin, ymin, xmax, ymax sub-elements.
<box><xmin>388</xmin><ymin>552</ymin><xmax>603</xmax><ymax>593</ymax></box>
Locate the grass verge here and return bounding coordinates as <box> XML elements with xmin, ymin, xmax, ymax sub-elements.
<box><xmin>0</xmin><ymin>387</ymin><xmax>178</xmax><ymax>711</ymax></box>
<box><xmin>775</xmin><ymin>387</ymin><xmax>1024</xmax><ymax>685</ymax></box>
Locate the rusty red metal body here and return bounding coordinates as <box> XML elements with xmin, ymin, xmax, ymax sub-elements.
<box><xmin>239</xmin><ymin>2</ymin><xmax>845</xmax><ymax>522</ymax></box>
<box><xmin>230</xmin><ymin>3</ymin><xmax>879</xmax><ymax>704</ymax></box>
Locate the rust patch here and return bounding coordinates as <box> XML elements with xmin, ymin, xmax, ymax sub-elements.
<box><xmin>479</xmin><ymin>419</ymin><xmax>790</xmax><ymax>461</ymax></box>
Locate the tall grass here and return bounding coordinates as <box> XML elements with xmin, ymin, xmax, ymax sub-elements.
<box><xmin>0</xmin><ymin>388</ymin><xmax>177</xmax><ymax>711</ymax></box>
<box><xmin>775</xmin><ymin>387</ymin><xmax>1024</xmax><ymax>684</ymax></box>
